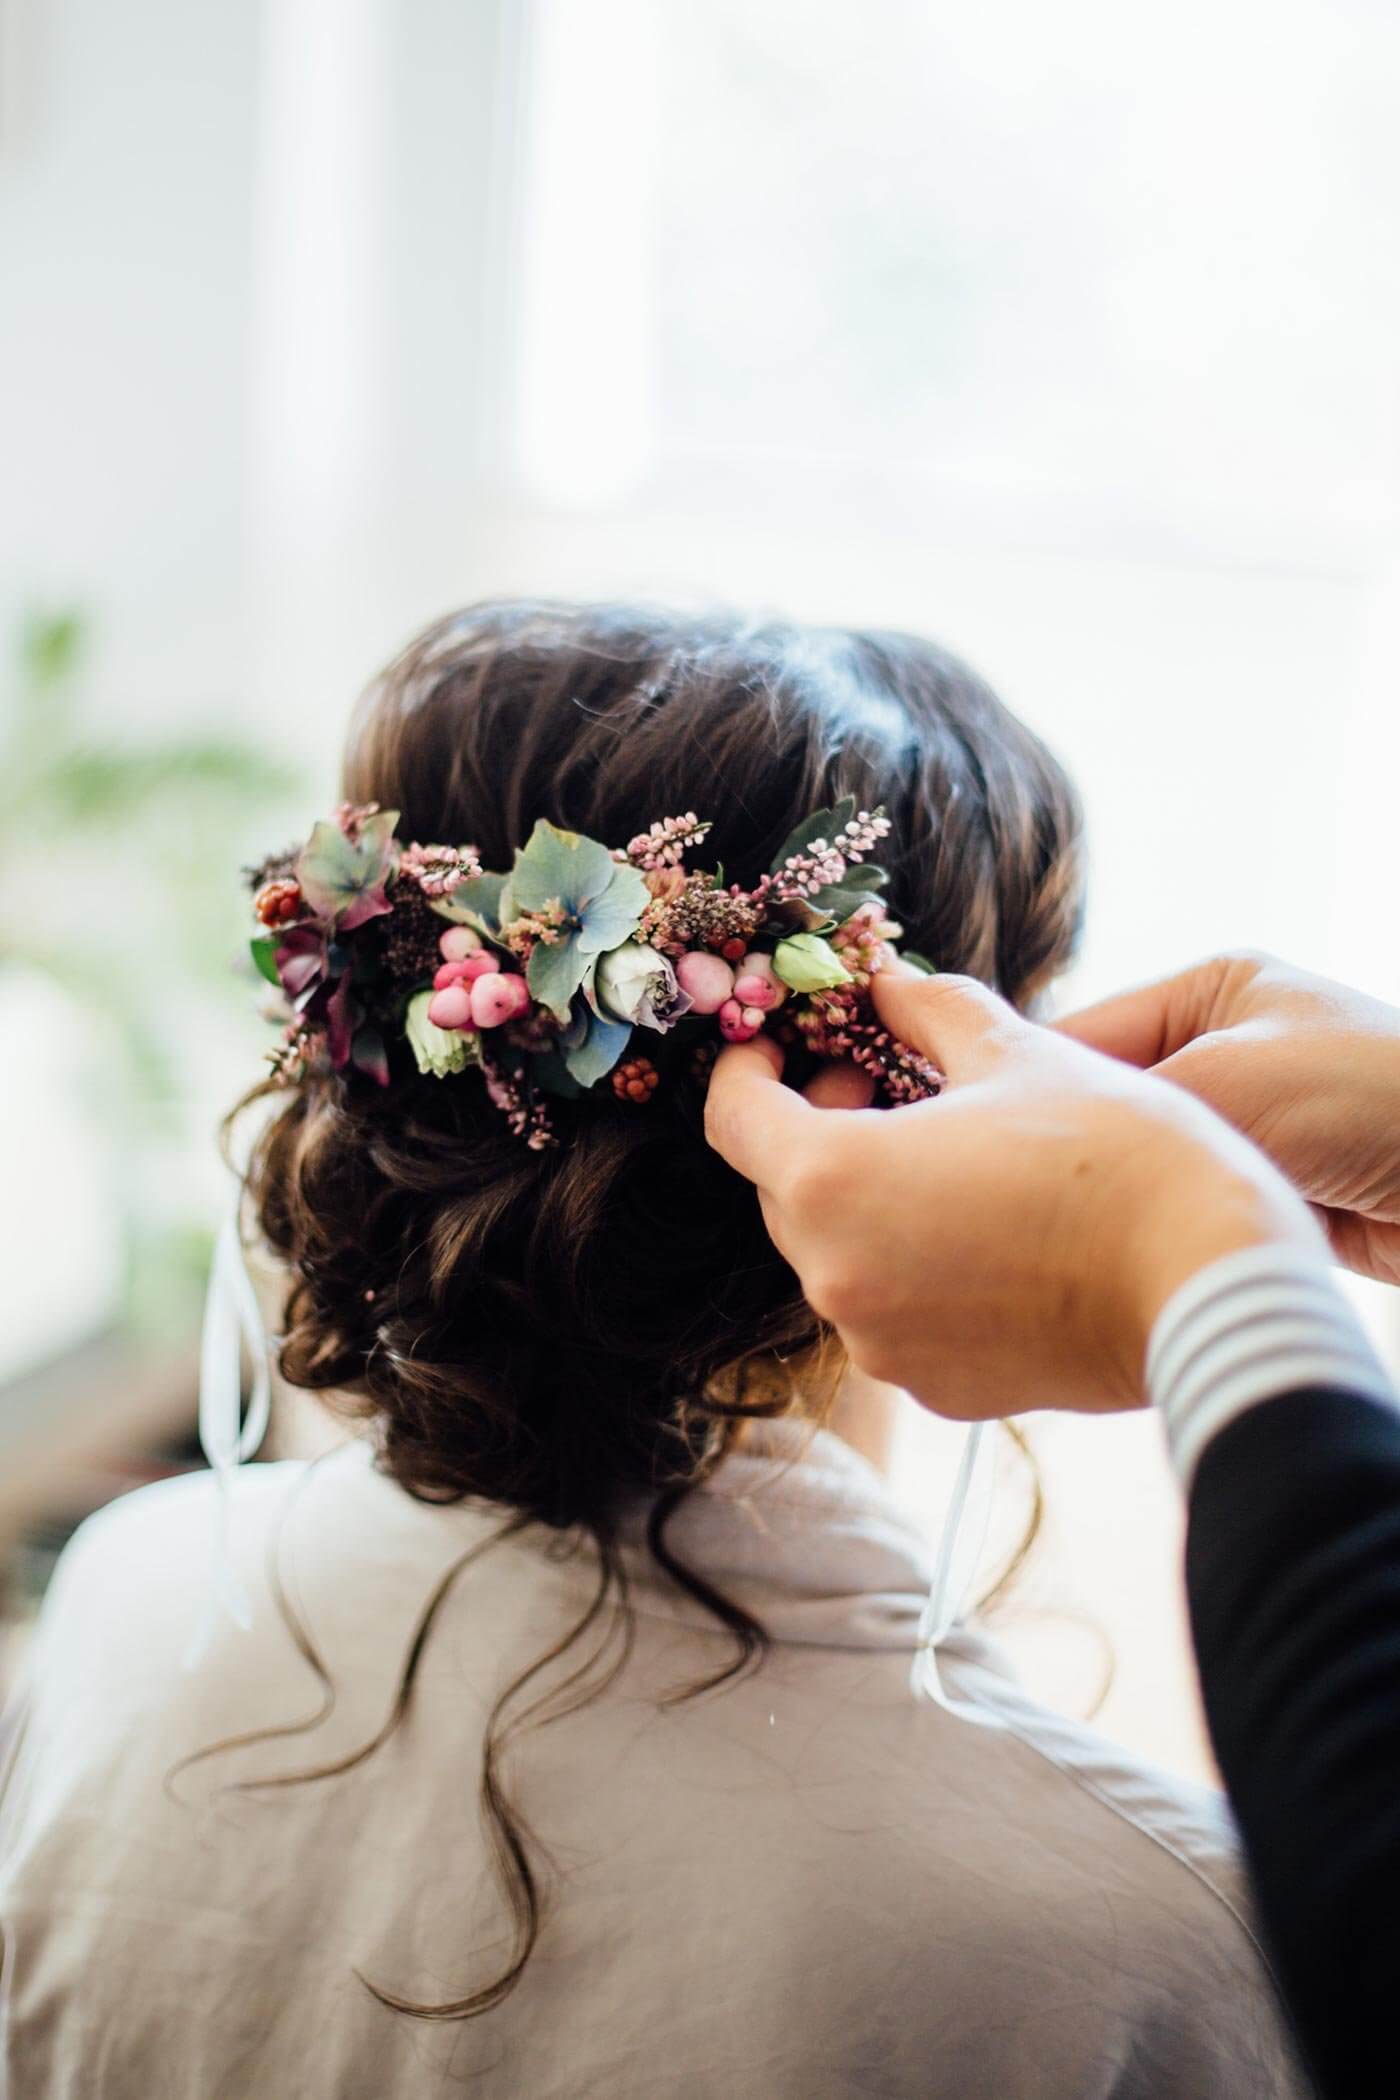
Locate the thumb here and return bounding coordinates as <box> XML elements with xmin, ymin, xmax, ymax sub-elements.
<box><xmin>869</xmin><ymin>969</ymin><xmax>1035</xmax><ymax>1080</ymax></box>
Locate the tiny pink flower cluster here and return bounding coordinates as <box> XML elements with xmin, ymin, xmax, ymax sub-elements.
<box><xmin>773</xmin><ymin>809</ymin><xmax>892</xmax><ymax>900</ymax></box>
<box><xmin>427</xmin><ymin>926</ymin><xmax>531</xmax><ymax>1031</ymax></box>
<box><xmin>399</xmin><ymin>841</ymin><xmax>482</xmax><ymax>899</ymax></box>
<box><xmin>831</xmin><ymin>900</ymin><xmax>899</xmax><ymax>986</ymax></box>
<box><xmin>621</xmin><ymin>811</ymin><xmax>713</xmax><ymax>871</ymax></box>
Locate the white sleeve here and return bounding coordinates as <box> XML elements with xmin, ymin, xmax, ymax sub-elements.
<box><xmin>1146</xmin><ymin>1244</ymin><xmax>1399</xmax><ymax>1489</ymax></box>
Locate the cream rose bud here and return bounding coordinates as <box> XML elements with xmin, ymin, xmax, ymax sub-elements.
<box><xmin>595</xmin><ymin>941</ymin><xmax>690</xmax><ymax>1030</ymax></box>
<box><xmin>772</xmin><ymin>932</ymin><xmax>853</xmax><ymax>994</ymax></box>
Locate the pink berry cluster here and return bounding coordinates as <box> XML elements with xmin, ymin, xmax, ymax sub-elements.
<box><xmin>773</xmin><ymin>808</ymin><xmax>892</xmax><ymax>900</ymax></box>
<box><xmin>427</xmin><ymin>925</ymin><xmax>531</xmax><ymax>1032</ymax></box>
<box><xmin>674</xmin><ymin>946</ymin><xmax>788</xmax><ymax>1044</ymax></box>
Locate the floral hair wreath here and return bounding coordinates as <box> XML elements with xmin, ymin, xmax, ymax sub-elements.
<box><xmin>247</xmin><ymin>799</ymin><xmax>942</xmax><ymax>1149</ymax></box>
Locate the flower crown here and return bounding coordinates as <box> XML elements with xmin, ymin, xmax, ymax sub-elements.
<box><xmin>247</xmin><ymin>799</ymin><xmax>941</xmax><ymax>1147</ymax></box>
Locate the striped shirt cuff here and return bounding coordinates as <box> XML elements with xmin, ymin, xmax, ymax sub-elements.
<box><xmin>1147</xmin><ymin>1245</ymin><xmax>1398</xmax><ymax>1489</ymax></box>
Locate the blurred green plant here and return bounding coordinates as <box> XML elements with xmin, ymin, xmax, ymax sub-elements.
<box><xmin>1</xmin><ymin>609</ymin><xmax>302</xmax><ymax>1336</ymax></box>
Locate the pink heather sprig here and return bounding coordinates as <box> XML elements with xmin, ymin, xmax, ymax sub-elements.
<box><xmin>619</xmin><ymin>811</ymin><xmax>713</xmax><ymax>871</ymax></box>
<box><xmin>794</xmin><ymin>993</ymin><xmax>942</xmax><ymax>1106</ymax></box>
<box><xmin>398</xmin><ymin>841</ymin><xmax>482</xmax><ymax>899</ymax></box>
<box><xmin>483</xmin><ymin>1058</ymin><xmax>558</xmax><ymax>1150</ymax></box>
<box><xmin>268</xmin><ymin>1018</ymin><xmax>324</xmax><ymax>1085</ymax></box>
<box><xmin>773</xmin><ymin>808</ymin><xmax>892</xmax><ymax>900</ymax></box>
<box><xmin>333</xmin><ymin>799</ymin><xmax>382</xmax><ymax>841</ymax></box>
<box><xmin>831</xmin><ymin>902</ymin><xmax>901</xmax><ymax>987</ymax></box>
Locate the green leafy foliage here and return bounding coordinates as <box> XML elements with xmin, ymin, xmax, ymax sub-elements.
<box><xmin>1</xmin><ymin>607</ymin><xmax>306</xmax><ymax>1338</ymax></box>
<box><xmin>560</xmin><ymin>1005</ymin><xmax>633</xmax><ymax>1086</ymax></box>
<box><xmin>431</xmin><ymin>870</ymin><xmax>507</xmax><ymax>936</ymax></box>
<box><xmin>509</xmin><ymin>820</ymin><xmax>649</xmax><ymax>1022</ymax></box>
<box><xmin>769</xmin><ymin>795</ymin><xmax>857</xmax><ymax>876</ymax></box>
<box><xmin>809</xmin><ymin>859</ymin><xmax>888</xmax><ymax>924</ymax></box>
<box><xmin>296</xmin><ymin>808</ymin><xmax>398</xmax><ymax>929</ymax></box>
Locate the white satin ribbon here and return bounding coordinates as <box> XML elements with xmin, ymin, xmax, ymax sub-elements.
<box><xmin>182</xmin><ymin>1202</ymin><xmax>273</xmax><ymax>1667</ymax></box>
<box><xmin>911</xmin><ymin>1418</ymin><xmax>1005</xmax><ymax>1726</ymax></box>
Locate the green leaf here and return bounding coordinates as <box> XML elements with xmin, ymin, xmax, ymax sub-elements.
<box><xmin>296</xmin><ymin>809</ymin><xmax>400</xmax><ymax>927</ymax></box>
<box><xmin>812</xmin><ymin>864</ymin><xmax>889</xmax><ymax>922</ymax></box>
<box><xmin>773</xmin><ymin>932</ymin><xmax>853</xmax><ymax>993</ymax></box>
<box><xmin>527</xmin><ymin>932</ymin><xmax>590</xmax><ymax>1022</ymax></box>
<box><xmin>510</xmin><ymin>820</ymin><xmax>615</xmax><ymax>915</ymax></box>
<box><xmin>901</xmin><ymin>952</ymin><xmax>936</xmax><ymax>975</ymax></box>
<box><xmin>769</xmin><ymin>797</ymin><xmax>856</xmax><ymax>877</ymax></box>
<box><xmin>249</xmin><ymin>935</ymin><xmax>281</xmax><ymax>985</ymax></box>
<box><xmin>430</xmin><ymin>870</ymin><xmax>507</xmax><ymax>934</ymax></box>
<box><xmin>531</xmin><ymin>1048</ymin><xmax>585</xmax><ymax>1099</ymax></box>
<box><xmin>34</xmin><ymin>741</ymin><xmax>294</xmax><ymax>823</ymax></box>
<box><xmin>575</xmin><ymin>861</ymin><xmax>648</xmax><ymax>954</ymax></box>
<box><xmin>562</xmin><ymin>1010</ymin><xmax>633</xmax><ymax>1086</ymax></box>
<box><xmin>21</xmin><ymin>609</ymin><xmax>84</xmax><ymax>692</ymax></box>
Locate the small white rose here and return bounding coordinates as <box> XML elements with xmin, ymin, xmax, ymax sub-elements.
<box><xmin>594</xmin><ymin>941</ymin><xmax>692</xmax><ymax>1031</ymax></box>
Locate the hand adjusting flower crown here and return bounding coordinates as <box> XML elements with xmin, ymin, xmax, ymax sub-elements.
<box><xmin>248</xmin><ymin>799</ymin><xmax>941</xmax><ymax>1148</ymax></box>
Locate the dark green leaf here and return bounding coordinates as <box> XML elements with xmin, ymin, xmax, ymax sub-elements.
<box><xmin>810</xmin><ymin>864</ymin><xmax>888</xmax><ymax>922</ymax></box>
<box><xmin>769</xmin><ymin>797</ymin><xmax>856</xmax><ymax>877</ymax></box>
<box><xmin>531</xmin><ymin>1048</ymin><xmax>585</xmax><ymax>1099</ymax></box>
<box><xmin>249</xmin><ymin>935</ymin><xmax>281</xmax><ymax>985</ymax></box>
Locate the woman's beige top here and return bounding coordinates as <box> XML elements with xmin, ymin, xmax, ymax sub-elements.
<box><xmin>0</xmin><ymin>1423</ymin><xmax>1308</xmax><ymax>2098</ymax></box>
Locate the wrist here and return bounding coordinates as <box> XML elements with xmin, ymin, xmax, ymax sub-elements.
<box><xmin>1147</xmin><ymin>1243</ymin><xmax>1398</xmax><ymax>1486</ymax></box>
<box><xmin>1109</xmin><ymin>1105</ymin><xmax>1324</xmax><ymax>1398</ymax></box>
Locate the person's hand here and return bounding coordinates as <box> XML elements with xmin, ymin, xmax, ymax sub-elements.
<box><xmin>705</xmin><ymin>971</ymin><xmax>1321</xmax><ymax>1419</ymax></box>
<box><xmin>1059</xmin><ymin>953</ymin><xmax>1400</xmax><ymax>1286</ymax></box>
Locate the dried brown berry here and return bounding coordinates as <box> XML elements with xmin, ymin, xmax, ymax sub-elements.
<box><xmin>612</xmin><ymin>1056</ymin><xmax>660</xmax><ymax>1104</ymax></box>
<box><xmin>255</xmin><ymin>879</ymin><xmax>303</xmax><ymax>928</ymax></box>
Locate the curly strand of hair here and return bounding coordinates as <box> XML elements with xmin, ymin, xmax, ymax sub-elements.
<box><xmin>163</xmin><ymin>1456</ymin><xmax>343</xmax><ymax>1805</ymax></box>
<box><xmin>356</xmin><ymin>1531</ymin><xmax>638</xmax><ymax>2022</ymax></box>
<box><xmin>646</xmin><ymin>1485</ymin><xmax>767</xmax><ymax>1703</ymax></box>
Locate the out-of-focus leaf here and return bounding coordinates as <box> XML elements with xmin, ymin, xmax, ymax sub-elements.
<box><xmin>296</xmin><ymin>810</ymin><xmax>398</xmax><ymax>929</ymax></box>
<box><xmin>37</xmin><ymin>741</ymin><xmax>294</xmax><ymax>824</ymax></box>
<box><xmin>21</xmin><ymin>610</ymin><xmax>84</xmax><ymax>692</ymax></box>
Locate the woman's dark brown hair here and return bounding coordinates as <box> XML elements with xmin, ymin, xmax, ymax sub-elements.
<box><xmin>233</xmin><ymin>599</ymin><xmax>1083</xmax><ymax>2017</ymax></box>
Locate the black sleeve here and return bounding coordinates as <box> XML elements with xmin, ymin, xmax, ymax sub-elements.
<box><xmin>1186</xmin><ymin>1385</ymin><xmax>1400</xmax><ymax>2100</ymax></box>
